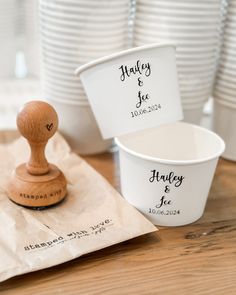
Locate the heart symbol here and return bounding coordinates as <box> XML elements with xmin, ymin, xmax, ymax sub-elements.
<box><xmin>46</xmin><ymin>123</ymin><xmax>53</xmax><ymax>131</ymax></box>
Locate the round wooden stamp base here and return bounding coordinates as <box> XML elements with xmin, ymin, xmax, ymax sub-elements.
<box><xmin>7</xmin><ymin>163</ymin><xmax>67</xmax><ymax>208</ymax></box>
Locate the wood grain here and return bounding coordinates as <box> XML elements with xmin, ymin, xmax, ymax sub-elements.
<box><xmin>1</xmin><ymin>134</ymin><xmax>236</xmax><ymax>294</ymax></box>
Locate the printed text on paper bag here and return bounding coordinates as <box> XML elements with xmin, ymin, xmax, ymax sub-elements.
<box><xmin>119</xmin><ymin>60</ymin><xmax>162</xmax><ymax>118</ymax></box>
<box><xmin>23</xmin><ymin>219</ymin><xmax>114</xmax><ymax>252</ymax></box>
<box><xmin>148</xmin><ymin>170</ymin><xmax>185</xmax><ymax>215</ymax></box>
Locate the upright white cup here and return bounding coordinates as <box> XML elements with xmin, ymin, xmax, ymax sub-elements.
<box><xmin>116</xmin><ymin>122</ymin><xmax>225</xmax><ymax>226</ymax></box>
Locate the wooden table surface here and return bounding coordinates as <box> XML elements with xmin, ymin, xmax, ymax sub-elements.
<box><xmin>1</xmin><ymin>142</ymin><xmax>236</xmax><ymax>294</ymax></box>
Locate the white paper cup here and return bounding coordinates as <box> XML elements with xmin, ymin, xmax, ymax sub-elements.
<box><xmin>41</xmin><ymin>40</ymin><xmax>125</xmax><ymax>55</ymax></box>
<box><xmin>46</xmin><ymin>97</ymin><xmax>112</xmax><ymax>155</ymax></box>
<box><xmin>43</xmin><ymin>80</ymin><xmax>85</xmax><ymax>96</ymax></box>
<box><xmin>135</xmin><ymin>19</ymin><xmax>220</xmax><ymax>32</ymax></box>
<box><xmin>41</xmin><ymin>29</ymin><xmax>126</xmax><ymax>43</ymax></box>
<box><xmin>215</xmin><ymin>78</ymin><xmax>236</xmax><ymax>92</ymax></box>
<box><xmin>41</xmin><ymin>0</ymin><xmax>127</xmax><ymax>5</ymax></box>
<box><xmin>214</xmin><ymin>83</ymin><xmax>236</xmax><ymax>98</ymax></box>
<box><xmin>221</xmin><ymin>52</ymin><xmax>236</xmax><ymax>64</ymax></box>
<box><xmin>39</xmin><ymin>14</ymin><xmax>128</xmax><ymax>31</ymax></box>
<box><xmin>134</xmin><ymin>34</ymin><xmax>219</xmax><ymax>47</ymax></box>
<box><xmin>213</xmin><ymin>100</ymin><xmax>236</xmax><ymax>161</ymax></box>
<box><xmin>215</xmin><ymin>72</ymin><xmax>236</xmax><ymax>86</ymax></box>
<box><xmin>41</xmin><ymin>34</ymin><xmax>126</xmax><ymax>51</ymax></box>
<box><xmin>76</xmin><ymin>43</ymin><xmax>182</xmax><ymax>139</ymax></box>
<box><xmin>42</xmin><ymin>67</ymin><xmax>84</xmax><ymax>83</ymax></box>
<box><xmin>40</xmin><ymin>20</ymin><xmax>127</xmax><ymax>36</ymax></box>
<box><xmin>135</xmin><ymin>13</ymin><xmax>221</xmax><ymax>24</ymax></box>
<box><xmin>182</xmin><ymin>103</ymin><xmax>205</xmax><ymax>125</ymax></box>
<box><xmin>39</xmin><ymin>7</ymin><xmax>128</xmax><ymax>22</ymax></box>
<box><xmin>43</xmin><ymin>73</ymin><xmax>83</xmax><ymax>89</ymax></box>
<box><xmin>134</xmin><ymin>26</ymin><xmax>219</xmax><ymax>39</ymax></box>
<box><xmin>43</xmin><ymin>87</ymin><xmax>88</xmax><ymax>102</ymax></box>
<box><xmin>115</xmin><ymin>122</ymin><xmax>225</xmax><ymax>226</ymax></box>
<box><xmin>136</xmin><ymin>6</ymin><xmax>221</xmax><ymax>17</ymax></box>
<box><xmin>138</xmin><ymin>0</ymin><xmax>222</xmax><ymax>10</ymax></box>
<box><xmin>213</xmin><ymin>88</ymin><xmax>236</xmax><ymax>105</ymax></box>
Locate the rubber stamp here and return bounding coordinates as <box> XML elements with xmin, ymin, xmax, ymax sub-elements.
<box><xmin>7</xmin><ymin>101</ymin><xmax>67</xmax><ymax>208</ymax></box>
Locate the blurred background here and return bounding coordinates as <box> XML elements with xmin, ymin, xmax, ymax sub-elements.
<box><xmin>0</xmin><ymin>0</ymin><xmax>40</xmax><ymax>129</ymax></box>
<box><xmin>0</xmin><ymin>0</ymin><xmax>235</xmax><ymax>159</ymax></box>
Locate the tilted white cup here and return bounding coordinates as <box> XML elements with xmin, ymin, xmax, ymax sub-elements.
<box><xmin>76</xmin><ymin>43</ymin><xmax>183</xmax><ymax>139</ymax></box>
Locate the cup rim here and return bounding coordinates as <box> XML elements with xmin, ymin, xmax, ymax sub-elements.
<box><xmin>40</xmin><ymin>0</ymin><xmax>127</xmax><ymax>8</ymax></box>
<box><xmin>135</xmin><ymin>13</ymin><xmax>221</xmax><ymax>23</ymax></box>
<box><xmin>138</xmin><ymin>0</ymin><xmax>222</xmax><ymax>8</ymax></box>
<box><xmin>46</xmin><ymin>96</ymin><xmax>90</xmax><ymax>106</ymax></box>
<box><xmin>219</xmin><ymin>59</ymin><xmax>236</xmax><ymax>69</ymax></box>
<box><xmin>136</xmin><ymin>6</ymin><xmax>221</xmax><ymax>16</ymax></box>
<box><xmin>133</xmin><ymin>35</ymin><xmax>219</xmax><ymax>46</ymax></box>
<box><xmin>41</xmin><ymin>37</ymin><xmax>125</xmax><ymax>48</ymax></box>
<box><xmin>40</xmin><ymin>17</ymin><xmax>127</xmax><ymax>30</ymax></box>
<box><xmin>41</xmin><ymin>29</ymin><xmax>126</xmax><ymax>41</ymax></box>
<box><xmin>39</xmin><ymin>7</ymin><xmax>128</xmax><ymax>21</ymax></box>
<box><xmin>182</xmin><ymin>101</ymin><xmax>206</xmax><ymax>108</ymax></box>
<box><xmin>216</xmin><ymin>73</ymin><xmax>236</xmax><ymax>84</ymax></box>
<box><xmin>135</xmin><ymin>20</ymin><xmax>219</xmax><ymax>30</ymax></box>
<box><xmin>215</xmin><ymin>77</ymin><xmax>236</xmax><ymax>89</ymax></box>
<box><xmin>75</xmin><ymin>43</ymin><xmax>176</xmax><ymax>76</ymax></box>
<box><xmin>214</xmin><ymin>87</ymin><xmax>236</xmax><ymax>102</ymax></box>
<box><xmin>115</xmin><ymin>122</ymin><xmax>225</xmax><ymax>165</ymax></box>
<box><xmin>134</xmin><ymin>27</ymin><xmax>219</xmax><ymax>38</ymax></box>
<box><xmin>214</xmin><ymin>97</ymin><xmax>236</xmax><ymax>109</ymax></box>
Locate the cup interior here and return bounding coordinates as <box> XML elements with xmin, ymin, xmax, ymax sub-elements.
<box><xmin>116</xmin><ymin>122</ymin><xmax>224</xmax><ymax>164</ymax></box>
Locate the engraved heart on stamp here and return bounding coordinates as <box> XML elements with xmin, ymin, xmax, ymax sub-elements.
<box><xmin>46</xmin><ymin>123</ymin><xmax>53</xmax><ymax>131</ymax></box>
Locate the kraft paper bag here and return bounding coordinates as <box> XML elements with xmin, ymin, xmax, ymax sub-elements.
<box><xmin>0</xmin><ymin>132</ymin><xmax>156</xmax><ymax>282</ymax></box>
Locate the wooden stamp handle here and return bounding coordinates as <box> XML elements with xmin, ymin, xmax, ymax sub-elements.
<box><xmin>17</xmin><ymin>101</ymin><xmax>58</xmax><ymax>176</ymax></box>
<box><xmin>27</xmin><ymin>141</ymin><xmax>49</xmax><ymax>175</ymax></box>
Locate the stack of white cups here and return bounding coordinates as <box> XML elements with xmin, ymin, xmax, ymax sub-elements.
<box><xmin>0</xmin><ymin>0</ymin><xmax>17</xmax><ymax>79</ymax></box>
<box><xmin>133</xmin><ymin>0</ymin><xmax>226</xmax><ymax>124</ymax></box>
<box><xmin>39</xmin><ymin>0</ymin><xmax>130</xmax><ymax>154</ymax></box>
<box><xmin>213</xmin><ymin>0</ymin><xmax>236</xmax><ymax>160</ymax></box>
